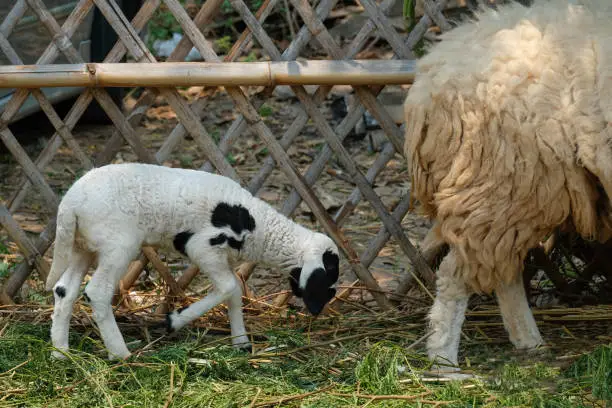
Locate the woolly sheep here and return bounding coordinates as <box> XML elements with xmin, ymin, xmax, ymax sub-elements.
<box><xmin>46</xmin><ymin>163</ymin><xmax>340</xmax><ymax>360</ymax></box>
<box><xmin>403</xmin><ymin>0</ymin><xmax>612</xmax><ymax>372</ymax></box>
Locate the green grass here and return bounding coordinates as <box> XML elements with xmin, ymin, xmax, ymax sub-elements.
<box><xmin>0</xmin><ymin>320</ymin><xmax>609</xmax><ymax>407</ymax></box>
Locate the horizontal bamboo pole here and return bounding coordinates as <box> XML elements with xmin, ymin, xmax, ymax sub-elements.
<box><xmin>0</xmin><ymin>60</ymin><xmax>415</xmax><ymax>88</ymax></box>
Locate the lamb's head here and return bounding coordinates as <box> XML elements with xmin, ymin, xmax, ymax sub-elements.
<box><xmin>288</xmin><ymin>233</ymin><xmax>340</xmax><ymax>316</ymax></box>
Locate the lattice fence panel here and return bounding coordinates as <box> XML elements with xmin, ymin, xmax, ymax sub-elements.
<box><xmin>0</xmin><ymin>0</ymin><xmax>489</xmax><ymax>312</ymax></box>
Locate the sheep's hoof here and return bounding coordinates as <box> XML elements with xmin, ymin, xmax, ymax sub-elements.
<box><xmin>108</xmin><ymin>351</ymin><xmax>131</xmax><ymax>361</ymax></box>
<box><xmin>517</xmin><ymin>343</ymin><xmax>551</xmax><ymax>360</ymax></box>
<box><xmin>51</xmin><ymin>350</ymin><xmax>68</xmax><ymax>360</ymax></box>
<box><xmin>421</xmin><ymin>371</ymin><xmax>475</xmax><ymax>381</ymax></box>
<box><xmin>526</xmin><ymin>344</ymin><xmax>550</xmax><ymax>355</ymax></box>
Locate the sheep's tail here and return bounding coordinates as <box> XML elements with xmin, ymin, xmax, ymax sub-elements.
<box><xmin>45</xmin><ymin>205</ymin><xmax>77</xmax><ymax>291</ymax></box>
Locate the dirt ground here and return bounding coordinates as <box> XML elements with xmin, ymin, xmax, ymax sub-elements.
<box><xmin>0</xmin><ymin>84</ymin><xmax>435</xmax><ymax>314</ymax></box>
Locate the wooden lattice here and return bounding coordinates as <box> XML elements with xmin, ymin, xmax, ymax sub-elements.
<box><xmin>0</xmin><ymin>0</ymin><xmax>460</xmax><ymax>309</ymax></box>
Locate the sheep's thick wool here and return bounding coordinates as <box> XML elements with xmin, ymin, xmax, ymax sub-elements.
<box><xmin>404</xmin><ymin>0</ymin><xmax>612</xmax><ymax>294</ymax></box>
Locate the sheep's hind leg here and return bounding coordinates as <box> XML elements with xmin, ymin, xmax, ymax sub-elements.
<box><xmin>85</xmin><ymin>245</ymin><xmax>139</xmax><ymax>360</ymax></box>
<box><xmin>50</xmin><ymin>248</ymin><xmax>94</xmax><ymax>359</ymax></box>
<box><xmin>496</xmin><ymin>277</ymin><xmax>544</xmax><ymax>351</ymax></box>
<box><xmin>166</xmin><ymin>248</ymin><xmax>251</xmax><ymax>351</ymax></box>
<box><xmin>425</xmin><ymin>250</ymin><xmax>470</xmax><ymax>375</ymax></box>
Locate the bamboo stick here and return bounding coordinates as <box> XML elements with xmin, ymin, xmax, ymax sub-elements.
<box><xmin>176</xmin><ymin>264</ymin><xmax>200</xmax><ymax>289</ymax></box>
<box><xmin>115</xmin><ymin>253</ymin><xmax>149</xmax><ymax>306</ymax></box>
<box><xmin>333</xmin><ymin>141</ymin><xmax>398</xmax><ymax>227</ymax></box>
<box><xmin>2</xmin><ymin>217</ymin><xmax>56</xmax><ymax>300</ymax></box>
<box><xmin>0</xmin><ymin>204</ymin><xmax>50</xmax><ymax>282</ymax></box>
<box><xmin>290</xmin><ymin>0</ymin><xmax>407</xmax><ymax>156</ymax></box>
<box><xmin>30</xmin><ymin>89</ymin><xmax>94</xmax><ymax>170</ymax></box>
<box><xmin>0</xmin><ymin>0</ymin><xmax>29</xmax><ymax>37</ymax></box>
<box><xmin>0</xmin><ymin>0</ymin><xmax>99</xmax><ymax>303</ymax></box>
<box><xmin>0</xmin><ymin>0</ymin><xmax>152</xmax><ymax>303</ymax></box>
<box><xmin>0</xmin><ymin>60</ymin><xmax>416</xmax><ymax>88</ymax></box>
<box><xmin>200</xmin><ymin>0</ymin><xmax>344</xmax><ymax>178</ymax></box>
<box><xmin>198</xmin><ymin>0</ymin><xmax>280</xmax><ymax>174</ymax></box>
<box><xmin>141</xmin><ymin>247</ymin><xmax>182</xmax><ymax>296</ymax></box>
<box><xmin>95</xmin><ymin>0</ymin><xmax>241</xmax><ymax>182</ymax></box>
<box><xmin>7</xmin><ymin>0</ymin><xmax>158</xmax><ymax>212</ymax></box>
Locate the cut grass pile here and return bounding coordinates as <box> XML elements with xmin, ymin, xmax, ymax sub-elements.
<box><xmin>0</xmin><ymin>318</ymin><xmax>609</xmax><ymax>407</ymax></box>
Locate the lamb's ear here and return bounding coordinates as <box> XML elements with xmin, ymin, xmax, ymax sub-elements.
<box><xmin>322</xmin><ymin>250</ymin><xmax>339</xmax><ymax>283</ymax></box>
<box><xmin>289</xmin><ymin>267</ymin><xmax>303</xmax><ymax>297</ymax></box>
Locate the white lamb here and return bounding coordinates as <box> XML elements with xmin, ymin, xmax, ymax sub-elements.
<box><xmin>46</xmin><ymin>163</ymin><xmax>340</xmax><ymax>360</ymax></box>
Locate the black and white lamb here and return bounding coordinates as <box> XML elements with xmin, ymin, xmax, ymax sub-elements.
<box><xmin>46</xmin><ymin>163</ymin><xmax>340</xmax><ymax>360</ymax></box>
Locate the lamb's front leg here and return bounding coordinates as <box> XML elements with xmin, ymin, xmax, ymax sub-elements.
<box><xmin>166</xmin><ymin>249</ymin><xmax>251</xmax><ymax>351</ymax></box>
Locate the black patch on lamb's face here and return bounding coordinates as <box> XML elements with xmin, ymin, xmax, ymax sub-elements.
<box><xmin>289</xmin><ymin>267</ymin><xmax>302</xmax><ymax>297</ymax></box>
<box><xmin>211</xmin><ymin>203</ymin><xmax>256</xmax><ymax>234</ymax></box>
<box><xmin>301</xmin><ymin>268</ymin><xmax>337</xmax><ymax>316</ymax></box>
<box><xmin>227</xmin><ymin>237</ymin><xmax>243</xmax><ymax>250</ymax></box>
<box><xmin>289</xmin><ymin>250</ymin><xmax>339</xmax><ymax>316</ymax></box>
<box><xmin>210</xmin><ymin>234</ymin><xmax>226</xmax><ymax>246</ymax></box>
<box><xmin>209</xmin><ymin>233</ymin><xmax>244</xmax><ymax>251</ymax></box>
<box><xmin>322</xmin><ymin>250</ymin><xmax>339</xmax><ymax>283</ymax></box>
<box><xmin>55</xmin><ymin>286</ymin><xmax>66</xmax><ymax>298</ymax></box>
<box><xmin>173</xmin><ymin>231</ymin><xmax>194</xmax><ymax>255</ymax></box>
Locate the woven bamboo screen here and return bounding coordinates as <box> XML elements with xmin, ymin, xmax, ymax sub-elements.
<box><xmin>0</xmin><ymin>0</ymin><xmax>463</xmax><ymax>310</ymax></box>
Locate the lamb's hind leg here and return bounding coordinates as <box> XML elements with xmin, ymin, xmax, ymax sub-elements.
<box><xmin>85</xmin><ymin>244</ymin><xmax>139</xmax><ymax>360</ymax></box>
<box><xmin>426</xmin><ymin>250</ymin><xmax>470</xmax><ymax>373</ymax></box>
<box><xmin>496</xmin><ymin>277</ymin><xmax>544</xmax><ymax>351</ymax></box>
<box><xmin>166</xmin><ymin>245</ymin><xmax>250</xmax><ymax>350</ymax></box>
<box><xmin>51</xmin><ymin>247</ymin><xmax>94</xmax><ymax>359</ymax></box>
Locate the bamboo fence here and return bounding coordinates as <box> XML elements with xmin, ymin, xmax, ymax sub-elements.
<box><xmin>0</xmin><ymin>0</ymin><xmax>460</xmax><ymax>310</ymax></box>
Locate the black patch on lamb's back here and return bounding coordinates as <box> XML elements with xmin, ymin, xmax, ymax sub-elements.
<box><xmin>55</xmin><ymin>286</ymin><xmax>66</xmax><ymax>298</ymax></box>
<box><xmin>173</xmin><ymin>231</ymin><xmax>194</xmax><ymax>255</ymax></box>
<box><xmin>211</xmin><ymin>203</ymin><xmax>256</xmax><ymax>234</ymax></box>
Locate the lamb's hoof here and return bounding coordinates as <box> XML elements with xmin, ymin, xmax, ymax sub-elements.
<box><xmin>165</xmin><ymin>312</ymin><xmax>177</xmax><ymax>334</ymax></box>
<box><xmin>237</xmin><ymin>344</ymin><xmax>253</xmax><ymax>354</ymax></box>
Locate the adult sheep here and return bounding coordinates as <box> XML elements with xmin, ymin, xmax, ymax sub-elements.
<box><xmin>46</xmin><ymin>163</ymin><xmax>340</xmax><ymax>360</ymax></box>
<box><xmin>403</xmin><ymin>0</ymin><xmax>612</xmax><ymax>372</ymax></box>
